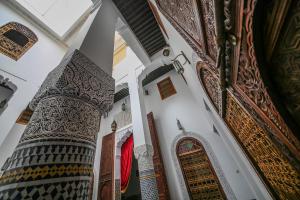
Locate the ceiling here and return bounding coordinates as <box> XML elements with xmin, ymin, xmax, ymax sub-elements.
<box><xmin>112</xmin><ymin>0</ymin><xmax>167</xmax><ymax>56</ymax></box>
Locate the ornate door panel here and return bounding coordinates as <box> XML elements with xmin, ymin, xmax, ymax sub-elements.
<box><xmin>225</xmin><ymin>92</ymin><xmax>300</xmax><ymax>200</ymax></box>
<box><xmin>156</xmin><ymin>0</ymin><xmax>217</xmax><ymax>65</ymax></box>
<box><xmin>147</xmin><ymin>112</ymin><xmax>170</xmax><ymax>200</ymax></box>
<box><xmin>177</xmin><ymin>138</ymin><xmax>226</xmax><ymax>200</ymax></box>
<box><xmin>98</xmin><ymin>132</ymin><xmax>115</xmax><ymax>200</ymax></box>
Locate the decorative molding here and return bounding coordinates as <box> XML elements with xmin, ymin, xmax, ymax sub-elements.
<box><xmin>171</xmin><ymin>132</ymin><xmax>236</xmax><ymax>200</ymax></box>
<box><xmin>116</xmin><ymin>125</ymin><xmax>133</xmax><ymax>148</ymax></box>
<box><xmin>0</xmin><ymin>22</ymin><xmax>38</xmax><ymax>60</ymax></box>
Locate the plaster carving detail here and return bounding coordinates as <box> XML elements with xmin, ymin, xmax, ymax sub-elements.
<box><xmin>116</xmin><ymin>127</ymin><xmax>133</xmax><ymax>148</ymax></box>
<box><xmin>30</xmin><ymin>49</ymin><xmax>115</xmax><ymax>113</ymax></box>
<box><xmin>134</xmin><ymin>144</ymin><xmax>155</xmax><ymax>171</ymax></box>
<box><xmin>156</xmin><ymin>0</ymin><xmax>217</xmax><ymax>67</ymax></box>
<box><xmin>171</xmin><ymin>132</ymin><xmax>236</xmax><ymax>200</ymax></box>
<box><xmin>0</xmin><ymin>50</ymin><xmax>114</xmax><ymax>199</ymax></box>
<box><xmin>20</xmin><ymin>96</ymin><xmax>101</xmax><ymax>144</ymax></box>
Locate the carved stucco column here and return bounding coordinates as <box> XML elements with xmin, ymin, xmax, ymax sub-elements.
<box><xmin>134</xmin><ymin>144</ymin><xmax>159</xmax><ymax>200</ymax></box>
<box><xmin>0</xmin><ymin>50</ymin><xmax>114</xmax><ymax>199</ymax></box>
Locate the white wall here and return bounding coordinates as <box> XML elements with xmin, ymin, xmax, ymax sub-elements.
<box><xmin>143</xmin><ymin>70</ymin><xmax>256</xmax><ymax>200</ymax></box>
<box><xmin>112</xmin><ymin>46</ymin><xmax>142</xmax><ymax>82</ymax></box>
<box><xmin>0</xmin><ymin>2</ymin><xmax>67</xmax><ymax>154</ymax></box>
<box><xmin>11</xmin><ymin>0</ymin><xmax>93</xmax><ymax>39</ymax></box>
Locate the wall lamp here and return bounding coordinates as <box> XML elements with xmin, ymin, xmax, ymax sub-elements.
<box><xmin>171</xmin><ymin>51</ymin><xmax>190</xmax><ymax>84</ymax></box>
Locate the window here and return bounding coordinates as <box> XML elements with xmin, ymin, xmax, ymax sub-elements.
<box><xmin>157</xmin><ymin>77</ymin><xmax>176</xmax><ymax>100</ymax></box>
<box><xmin>16</xmin><ymin>106</ymin><xmax>33</xmax><ymax>125</ymax></box>
<box><xmin>0</xmin><ymin>76</ymin><xmax>17</xmax><ymax>115</ymax></box>
<box><xmin>177</xmin><ymin>138</ymin><xmax>226</xmax><ymax>200</ymax></box>
<box><xmin>0</xmin><ymin>22</ymin><xmax>38</xmax><ymax>60</ymax></box>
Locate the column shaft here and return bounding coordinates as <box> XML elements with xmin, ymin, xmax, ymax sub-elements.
<box><xmin>0</xmin><ymin>50</ymin><xmax>114</xmax><ymax>199</ymax></box>
<box><xmin>134</xmin><ymin>144</ymin><xmax>159</xmax><ymax>200</ymax></box>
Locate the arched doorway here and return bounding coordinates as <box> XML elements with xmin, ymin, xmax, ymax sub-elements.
<box><xmin>115</xmin><ymin>128</ymin><xmax>141</xmax><ymax>200</ymax></box>
<box><xmin>176</xmin><ymin>137</ymin><xmax>227</xmax><ymax>200</ymax></box>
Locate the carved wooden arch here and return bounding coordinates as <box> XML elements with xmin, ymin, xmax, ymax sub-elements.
<box><xmin>196</xmin><ymin>61</ymin><xmax>221</xmax><ymax>114</ymax></box>
<box><xmin>175</xmin><ymin>136</ymin><xmax>228</xmax><ymax>200</ymax></box>
<box><xmin>0</xmin><ymin>22</ymin><xmax>38</xmax><ymax>60</ymax></box>
<box><xmin>230</xmin><ymin>0</ymin><xmax>300</xmax><ymax>161</ymax></box>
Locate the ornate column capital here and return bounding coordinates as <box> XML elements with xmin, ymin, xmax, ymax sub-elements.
<box><xmin>134</xmin><ymin>144</ymin><xmax>154</xmax><ymax>160</ymax></box>
<box><xmin>30</xmin><ymin>49</ymin><xmax>115</xmax><ymax>114</ymax></box>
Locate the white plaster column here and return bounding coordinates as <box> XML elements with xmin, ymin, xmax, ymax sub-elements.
<box><xmin>128</xmin><ymin>67</ymin><xmax>159</xmax><ymax>200</ymax></box>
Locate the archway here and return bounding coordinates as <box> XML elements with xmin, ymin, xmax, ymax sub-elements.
<box><xmin>115</xmin><ymin>127</ymin><xmax>141</xmax><ymax>200</ymax></box>
<box><xmin>172</xmin><ymin>132</ymin><xmax>236</xmax><ymax>200</ymax></box>
<box><xmin>176</xmin><ymin>137</ymin><xmax>226</xmax><ymax>200</ymax></box>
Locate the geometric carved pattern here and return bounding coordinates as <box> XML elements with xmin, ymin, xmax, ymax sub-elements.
<box><xmin>0</xmin><ymin>22</ymin><xmax>37</xmax><ymax>60</ymax></box>
<box><xmin>156</xmin><ymin>0</ymin><xmax>217</xmax><ymax>65</ymax></box>
<box><xmin>0</xmin><ymin>50</ymin><xmax>114</xmax><ymax>199</ymax></box>
<box><xmin>234</xmin><ymin>0</ymin><xmax>300</xmax><ymax>160</ymax></box>
<box><xmin>0</xmin><ymin>180</ymin><xmax>91</xmax><ymax>200</ymax></box>
<box><xmin>225</xmin><ymin>93</ymin><xmax>300</xmax><ymax>200</ymax></box>
<box><xmin>176</xmin><ymin>137</ymin><xmax>226</xmax><ymax>200</ymax></box>
<box><xmin>197</xmin><ymin>62</ymin><xmax>221</xmax><ymax>113</ymax></box>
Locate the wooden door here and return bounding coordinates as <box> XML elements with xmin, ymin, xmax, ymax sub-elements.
<box><xmin>98</xmin><ymin>132</ymin><xmax>115</xmax><ymax>200</ymax></box>
<box><xmin>147</xmin><ymin>112</ymin><xmax>170</xmax><ymax>200</ymax></box>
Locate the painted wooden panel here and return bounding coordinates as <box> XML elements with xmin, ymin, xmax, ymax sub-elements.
<box><xmin>98</xmin><ymin>132</ymin><xmax>115</xmax><ymax>200</ymax></box>
<box><xmin>147</xmin><ymin>112</ymin><xmax>170</xmax><ymax>200</ymax></box>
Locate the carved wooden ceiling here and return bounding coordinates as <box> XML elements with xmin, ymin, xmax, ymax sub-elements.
<box><xmin>155</xmin><ymin>0</ymin><xmax>300</xmax><ymax>199</ymax></box>
<box><xmin>112</xmin><ymin>0</ymin><xmax>167</xmax><ymax>56</ymax></box>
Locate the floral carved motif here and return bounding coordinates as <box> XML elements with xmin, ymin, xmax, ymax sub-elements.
<box><xmin>234</xmin><ymin>0</ymin><xmax>300</xmax><ymax>159</ymax></box>
<box><xmin>156</xmin><ymin>0</ymin><xmax>217</xmax><ymax>66</ymax></box>
<box><xmin>20</xmin><ymin>96</ymin><xmax>100</xmax><ymax>144</ymax></box>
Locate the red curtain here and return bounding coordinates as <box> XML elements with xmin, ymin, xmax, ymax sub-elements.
<box><xmin>121</xmin><ymin>134</ymin><xmax>134</xmax><ymax>193</ymax></box>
